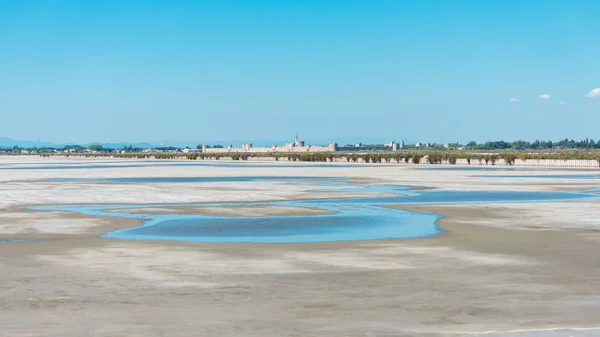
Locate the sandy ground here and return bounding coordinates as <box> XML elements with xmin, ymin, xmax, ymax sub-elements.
<box><xmin>1</xmin><ymin>156</ymin><xmax>599</xmax><ymax>336</ymax></box>
<box><xmin>389</xmin><ymin>200</ymin><xmax>600</xmax><ymax>232</ymax></box>
<box><xmin>103</xmin><ymin>205</ymin><xmax>335</xmax><ymax>217</ymax></box>
<box><xmin>0</xmin><ymin>208</ymin><xmax>142</xmax><ymax>240</ymax></box>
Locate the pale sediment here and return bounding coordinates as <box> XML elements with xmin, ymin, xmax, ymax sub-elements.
<box><xmin>0</xmin><ymin>207</ymin><xmax>142</xmax><ymax>240</ymax></box>
<box><xmin>103</xmin><ymin>205</ymin><xmax>335</xmax><ymax>217</ymax></box>
<box><xmin>1</xmin><ymin>156</ymin><xmax>600</xmax><ymax>336</ymax></box>
<box><xmin>2</xmin><ymin>203</ymin><xmax>600</xmax><ymax>336</ymax></box>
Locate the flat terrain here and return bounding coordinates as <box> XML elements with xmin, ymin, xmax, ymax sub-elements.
<box><xmin>1</xmin><ymin>156</ymin><xmax>599</xmax><ymax>336</ymax></box>
<box><xmin>103</xmin><ymin>205</ymin><xmax>335</xmax><ymax>217</ymax></box>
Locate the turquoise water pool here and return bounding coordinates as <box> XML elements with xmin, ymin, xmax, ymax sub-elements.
<box><xmin>0</xmin><ymin>239</ymin><xmax>45</xmax><ymax>243</ymax></box>
<box><xmin>28</xmin><ymin>177</ymin><xmax>597</xmax><ymax>243</ymax></box>
<box><xmin>424</xmin><ymin>167</ymin><xmax>525</xmax><ymax>171</ymax></box>
<box><xmin>1</xmin><ymin>162</ymin><xmax>353</xmax><ymax>170</ymax></box>
<box><xmin>51</xmin><ymin>176</ymin><xmax>341</xmax><ymax>183</ymax></box>
<box><xmin>479</xmin><ymin>174</ymin><xmax>600</xmax><ymax>179</ymax></box>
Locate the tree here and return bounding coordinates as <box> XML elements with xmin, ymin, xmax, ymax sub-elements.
<box><xmin>88</xmin><ymin>144</ymin><xmax>104</xmax><ymax>152</ymax></box>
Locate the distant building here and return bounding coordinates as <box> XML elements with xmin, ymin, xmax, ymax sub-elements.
<box><xmin>415</xmin><ymin>142</ymin><xmax>422</xmax><ymax>148</ymax></box>
<box><xmin>203</xmin><ymin>136</ymin><xmax>336</xmax><ymax>153</ymax></box>
<box><xmin>385</xmin><ymin>141</ymin><xmax>399</xmax><ymax>151</ymax></box>
<box><xmin>355</xmin><ymin>142</ymin><xmax>362</xmax><ymax>147</ymax></box>
<box><xmin>399</xmin><ymin>141</ymin><xmax>404</xmax><ymax>149</ymax></box>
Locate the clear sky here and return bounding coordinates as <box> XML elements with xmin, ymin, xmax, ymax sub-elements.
<box><xmin>1</xmin><ymin>0</ymin><xmax>599</xmax><ymax>145</ymax></box>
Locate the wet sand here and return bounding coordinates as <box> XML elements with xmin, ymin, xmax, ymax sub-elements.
<box><xmin>1</xmin><ymin>156</ymin><xmax>599</xmax><ymax>336</ymax></box>
<box><xmin>0</xmin><ymin>207</ymin><xmax>142</xmax><ymax>240</ymax></box>
<box><xmin>103</xmin><ymin>205</ymin><xmax>335</xmax><ymax>217</ymax></box>
<box><xmin>2</xmin><ymin>204</ymin><xmax>600</xmax><ymax>336</ymax></box>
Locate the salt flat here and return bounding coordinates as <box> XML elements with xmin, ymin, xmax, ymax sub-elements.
<box><xmin>0</xmin><ymin>156</ymin><xmax>599</xmax><ymax>337</ymax></box>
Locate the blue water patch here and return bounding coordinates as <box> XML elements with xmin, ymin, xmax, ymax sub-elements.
<box><xmin>309</xmin><ymin>181</ymin><xmax>419</xmax><ymax>194</ymax></box>
<box><xmin>1</xmin><ymin>162</ymin><xmax>353</xmax><ymax>170</ymax></box>
<box><xmin>424</xmin><ymin>166</ymin><xmax>525</xmax><ymax>171</ymax></box>
<box><xmin>480</xmin><ymin>174</ymin><xmax>600</xmax><ymax>179</ymax></box>
<box><xmin>30</xmin><ymin>203</ymin><xmax>442</xmax><ymax>243</ymax></box>
<box><xmin>102</xmin><ymin>207</ymin><xmax>442</xmax><ymax>243</ymax></box>
<box><xmin>0</xmin><ymin>239</ymin><xmax>44</xmax><ymax>243</ymax></box>
<box><xmin>0</xmin><ymin>160</ymin><xmax>147</xmax><ymax>166</ymax></box>
<box><xmin>51</xmin><ymin>176</ymin><xmax>341</xmax><ymax>183</ymax></box>
<box><xmin>28</xmin><ymin>179</ymin><xmax>598</xmax><ymax>243</ymax></box>
<box><xmin>1</xmin><ymin>164</ymin><xmax>173</xmax><ymax>170</ymax></box>
<box><xmin>466</xmin><ymin>328</ymin><xmax>600</xmax><ymax>337</ymax></box>
<box><xmin>305</xmin><ymin>190</ymin><xmax>595</xmax><ymax>205</ymax></box>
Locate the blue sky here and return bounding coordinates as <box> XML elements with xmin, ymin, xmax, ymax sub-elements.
<box><xmin>1</xmin><ymin>0</ymin><xmax>599</xmax><ymax>145</ymax></box>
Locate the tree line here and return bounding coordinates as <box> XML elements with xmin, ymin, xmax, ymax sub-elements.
<box><xmin>4</xmin><ymin>138</ymin><xmax>600</xmax><ymax>153</ymax></box>
<box><xmin>465</xmin><ymin>138</ymin><xmax>600</xmax><ymax>150</ymax></box>
<box><xmin>37</xmin><ymin>150</ymin><xmax>600</xmax><ymax>166</ymax></box>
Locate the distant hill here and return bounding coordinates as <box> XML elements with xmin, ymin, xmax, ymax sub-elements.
<box><xmin>0</xmin><ymin>137</ymin><xmax>161</xmax><ymax>149</ymax></box>
<box><xmin>0</xmin><ymin>137</ymin><xmax>60</xmax><ymax>148</ymax></box>
<box><xmin>0</xmin><ymin>137</ymin><xmax>417</xmax><ymax>149</ymax></box>
<box><xmin>84</xmin><ymin>142</ymin><xmax>162</xmax><ymax>149</ymax></box>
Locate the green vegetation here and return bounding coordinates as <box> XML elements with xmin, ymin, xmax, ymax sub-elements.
<box><xmin>33</xmin><ymin>149</ymin><xmax>600</xmax><ymax>167</ymax></box>
<box><xmin>465</xmin><ymin>139</ymin><xmax>600</xmax><ymax>150</ymax></box>
<box><xmin>4</xmin><ymin>137</ymin><xmax>600</xmax><ymax>154</ymax></box>
<box><xmin>3</xmin><ymin>137</ymin><xmax>600</xmax><ymax>167</ymax></box>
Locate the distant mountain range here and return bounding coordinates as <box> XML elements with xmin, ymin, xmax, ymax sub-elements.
<box><xmin>0</xmin><ymin>137</ymin><xmax>160</xmax><ymax>149</ymax></box>
<box><xmin>0</xmin><ymin>137</ymin><xmax>415</xmax><ymax>149</ymax></box>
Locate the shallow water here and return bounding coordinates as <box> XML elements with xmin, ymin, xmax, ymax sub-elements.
<box><xmin>1</xmin><ymin>162</ymin><xmax>353</xmax><ymax>170</ymax></box>
<box><xmin>51</xmin><ymin>176</ymin><xmax>341</xmax><ymax>183</ymax></box>
<box><xmin>105</xmin><ymin>206</ymin><xmax>442</xmax><ymax>243</ymax></box>
<box><xmin>424</xmin><ymin>166</ymin><xmax>524</xmax><ymax>171</ymax></box>
<box><xmin>480</xmin><ymin>174</ymin><xmax>600</xmax><ymax>179</ymax></box>
<box><xmin>0</xmin><ymin>239</ymin><xmax>44</xmax><ymax>243</ymax></box>
<box><xmin>306</xmin><ymin>190</ymin><xmax>594</xmax><ymax>205</ymax></box>
<box><xmin>466</xmin><ymin>328</ymin><xmax>600</xmax><ymax>337</ymax></box>
<box><xmin>28</xmin><ymin>177</ymin><xmax>598</xmax><ymax>243</ymax></box>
